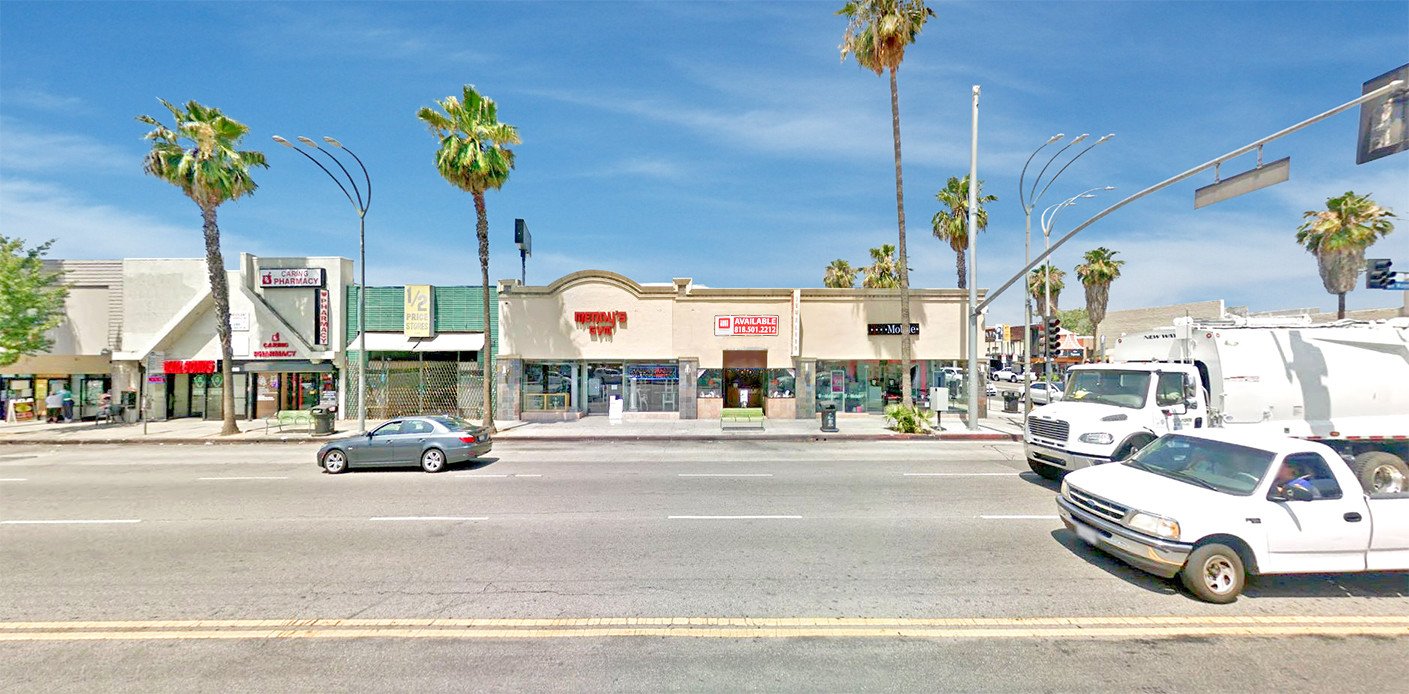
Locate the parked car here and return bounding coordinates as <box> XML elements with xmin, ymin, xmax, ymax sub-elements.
<box><xmin>317</xmin><ymin>415</ymin><xmax>492</xmax><ymax>474</ymax></box>
<box><xmin>1027</xmin><ymin>382</ymin><xmax>1063</xmax><ymax>404</ymax></box>
<box><xmin>1057</xmin><ymin>430</ymin><xmax>1409</xmax><ymax>602</ymax></box>
<box><xmin>991</xmin><ymin>369</ymin><xmax>1019</xmax><ymax>382</ymax></box>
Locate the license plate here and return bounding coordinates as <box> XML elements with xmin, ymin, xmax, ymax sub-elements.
<box><xmin>1076</xmin><ymin>523</ymin><xmax>1099</xmax><ymax>545</ymax></box>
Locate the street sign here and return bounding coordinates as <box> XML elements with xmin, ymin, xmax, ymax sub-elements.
<box><xmin>1387</xmin><ymin>272</ymin><xmax>1409</xmax><ymax>291</ymax></box>
<box><xmin>1356</xmin><ymin>64</ymin><xmax>1408</xmax><ymax>165</ymax></box>
<box><xmin>1194</xmin><ymin>156</ymin><xmax>1290</xmax><ymax>208</ymax></box>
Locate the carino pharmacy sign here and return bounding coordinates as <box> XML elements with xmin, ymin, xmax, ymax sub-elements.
<box><xmin>259</xmin><ymin>267</ymin><xmax>325</xmax><ymax>288</ymax></box>
<box><xmin>715</xmin><ymin>315</ymin><xmax>778</xmax><ymax>336</ymax></box>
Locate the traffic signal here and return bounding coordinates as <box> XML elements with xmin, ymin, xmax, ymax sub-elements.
<box><xmin>1047</xmin><ymin>317</ymin><xmax>1062</xmax><ymax>353</ymax></box>
<box><xmin>1367</xmin><ymin>259</ymin><xmax>1392</xmax><ymax>289</ymax></box>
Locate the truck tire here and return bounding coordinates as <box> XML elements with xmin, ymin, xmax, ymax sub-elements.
<box><xmin>1180</xmin><ymin>543</ymin><xmax>1245</xmax><ymax>604</ymax></box>
<box><xmin>1028</xmin><ymin>459</ymin><xmax>1062</xmax><ymax>480</ymax></box>
<box><xmin>1352</xmin><ymin>451</ymin><xmax>1409</xmax><ymax>495</ymax></box>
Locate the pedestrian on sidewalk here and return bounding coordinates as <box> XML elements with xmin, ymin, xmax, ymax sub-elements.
<box><xmin>45</xmin><ymin>390</ymin><xmax>63</xmax><ymax>423</ymax></box>
<box><xmin>61</xmin><ymin>386</ymin><xmax>75</xmax><ymax>422</ymax></box>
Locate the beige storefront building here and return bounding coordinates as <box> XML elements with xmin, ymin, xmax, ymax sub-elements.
<box><xmin>496</xmin><ymin>271</ymin><xmax>985</xmax><ymax>420</ymax></box>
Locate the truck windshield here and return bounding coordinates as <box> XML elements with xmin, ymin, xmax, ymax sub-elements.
<box><xmin>1126</xmin><ymin>435</ymin><xmax>1275</xmax><ymax>496</ymax></box>
<box><xmin>1064</xmin><ymin>371</ymin><xmax>1151</xmax><ymax>409</ymax></box>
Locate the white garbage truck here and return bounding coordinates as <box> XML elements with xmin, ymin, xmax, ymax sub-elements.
<box><xmin>1023</xmin><ymin>316</ymin><xmax>1409</xmax><ymax>494</ymax></box>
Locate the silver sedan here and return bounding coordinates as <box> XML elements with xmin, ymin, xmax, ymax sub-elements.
<box><xmin>317</xmin><ymin>415</ymin><xmax>493</xmax><ymax>474</ymax></box>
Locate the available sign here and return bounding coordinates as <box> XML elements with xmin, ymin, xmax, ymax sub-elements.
<box><xmin>259</xmin><ymin>268</ymin><xmax>325</xmax><ymax>288</ymax></box>
<box><xmin>253</xmin><ymin>331</ymin><xmax>298</xmax><ymax>358</ymax></box>
<box><xmin>715</xmin><ymin>315</ymin><xmax>778</xmax><ymax>336</ymax></box>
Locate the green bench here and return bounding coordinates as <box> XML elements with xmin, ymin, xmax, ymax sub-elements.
<box><xmin>264</xmin><ymin>409</ymin><xmax>315</xmax><ymax>433</ymax></box>
<box><xmin>720</xmin><ymin>407</ymin><xmax>765</xmax><ymax>431</ymax></box>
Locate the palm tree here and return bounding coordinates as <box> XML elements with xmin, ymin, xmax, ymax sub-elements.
<box><xmin>931</xmin><ymin>175</ymin><xmax>997</xmax><ymax>289</ymax></box>
<box><xmin>824</xmin><ymin>259</ymin><xmax>858</xmax><ymax>288</ymax></box>
<box><xmin>1295</xmin><ymin>191</ymin><xmax>1396</xmax><ymax>319</ymax></box>
<box><xmin>1074</xmin><ymin>247</ymin><xmax>1124</xmax><ymax>350</ymax></box>
<box><xmin>137</xmin><ymin>99</ymin><xmax>267</xmax><ymax>436</ymax></box>
<box><xmin>418</xmin><ymin>85</ymin><xmax>520</xmax><ymax>433</ymax></box>
<box><xmin>1029</xmin><ymin>263</ymin><xmax>1065</xmax><ymax>316</ymax></box>
<box><xmin>838</xmin><ymin>0</ymin><xmax>934</xmax><ymax>407</ymax></box>
<box><xmin>863</xmin><ymin>245</ymin><xmax>901</xmax><ymax>288</ymax></box>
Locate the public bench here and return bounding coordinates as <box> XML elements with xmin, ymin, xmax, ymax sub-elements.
<box><xmin>264</xmin><ymin>409</ymin><xmax>315</xmax><ymax>433</ymax></box>
<box><xmin>720</xmin><ymin>407</ymin><xmax>765</xmax><ymax>431</ymax></box>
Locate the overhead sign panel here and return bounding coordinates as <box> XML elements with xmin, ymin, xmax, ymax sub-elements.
<box><xmin>1356</xmin><ymin>64</ymin><xmax>1408</xmax><ymax>165</ymax></box>
<box><xmin>260</xmin><ymin>267</ymin><xmax>325</xmax><ymax>288</ymax></box>
<box><xmin>1194</xmin><ymin>157</ymin><xmax>1290</xmax><ymax>209</ymax></box>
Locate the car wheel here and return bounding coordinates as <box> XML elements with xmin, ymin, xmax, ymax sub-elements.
<box><xmin>1180</xmin><ymin>543</ymin><xmax>1245</xmax><ymax>603</ymax></box>
<box><xmin>1027</xmin><ymin>459</ymin><xmax>1062</xmax><ymax>480</ymax></box>
<box><xmin>1351</xmin><ymin>451</ymin><xmax>1409</xmax><ymax>495</ymax></box>
<box><xmin>420</xmin><ymin>448</ymin><xmax>447</xmax><ymax>473</ymax></box>
<box><xmin>323</xmin><ymin>450</ymin><xmax>348</xmax><ymax>474</ymax></box>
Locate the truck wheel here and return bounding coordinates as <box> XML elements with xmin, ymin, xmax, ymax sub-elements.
<box><xmin>1180</xmin><ymin>543</ymin><xmax>1245</xmax><ymax>604</ymax></box>
<box><xmin>1028</xmin><ymin>459</ymin><xmax>1062</xmax><ymax>480</ymax></box>
<box><xmin>1352</xmin><ymin>451</ymin><xmax>1409</xmax><ymax>495</ymax></box>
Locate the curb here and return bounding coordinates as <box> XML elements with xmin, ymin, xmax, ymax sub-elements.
<box><xmin>2</xmin><ymin>433</ymin><xmax>1022</xmax><ymax>445</ymax></box>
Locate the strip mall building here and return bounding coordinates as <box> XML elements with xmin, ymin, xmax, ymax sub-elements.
<box><xmin>496</xmin><ymin>271</ymin><xmax>986</xmax><ymax>421</ymax></box>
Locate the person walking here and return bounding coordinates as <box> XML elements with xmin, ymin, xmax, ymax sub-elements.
<box><xmin>60</xmin><ymin>386</ymin><xmax>75</xmax><ymax>422</ymax></box>
<box><xmin>45</xmin><ymin>390</ymin><xmax>63</xmax><ymax>423</ymax></box>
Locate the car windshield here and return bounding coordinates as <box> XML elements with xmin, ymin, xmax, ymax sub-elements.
<box><xmin>1125</xmin><ymin>434</ymin><xmax>1275</xmax><ymax>495</ymax></box>
<box><xmin>1064</xmin><ymin>370</ymin><xmax>1150</xmax><ymax>409</ymax></box>
<box><xmin>431</xmin><ymin>415</ymin><xmax>478</xmax><ymax>432</ymax></box>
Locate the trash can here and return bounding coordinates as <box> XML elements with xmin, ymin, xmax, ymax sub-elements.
<box><xmin>311</xmin><ymin>406</ymin><xmax>335</xmax><ymax>436</ymax></box>
<box><xmin>1002</xmin><ymin>391</ymin><xmax>1020</xmax><ymax>413</ymax></box>
<box><xmin>820</xmin><ymin>403</ymin><xmax>838</xmax><ymax>433</ymax></box>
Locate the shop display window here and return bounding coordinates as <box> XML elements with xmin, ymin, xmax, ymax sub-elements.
<box><xmin>767</xmin><ymin>368</ymin><xmax>795</xmax><ymax>398</ymax></box>
<box><xmin>523</xmin><ymin>361</ymin><xmax>575</xmax><ymax>410</ymax></box>
<box><xmin>625</xmin><ymin>362</ymin><xmax>679</xmax><ymax>412</ymax></box>
<box><xmin>696</xmin><ymin>368</ymin><xmax>723</xmax><ymax>398</ymax></box>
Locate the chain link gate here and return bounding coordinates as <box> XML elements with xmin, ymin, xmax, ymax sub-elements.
<box><xmin>347</xmin><ymin>360</ymin><xmax>486</xmax><ymax>420</ymax></box>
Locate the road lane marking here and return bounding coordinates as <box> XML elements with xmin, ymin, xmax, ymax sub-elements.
<box><xmin>368</xmin><ymin>516</ymin><xmax>488</xmax><ymax>522</ymax></box>
<box><xmin>454</xmin><ymin>474</ymin><xmax>542</xmax><ymax>478</ymax></box>
<box><xmin>0</xmin><ymin>519</ymin><xmax>141</xmax><ymax>525</ymax></box>
<box><xmin>678</xmin><ymin>474</ymin><xmax>774</xmax><ymax>477</ymax></box>
<box><xmin>197</xmin><ymin>476</ymin><xmax>289</xmax><ymax>481</ymax></box>
<box><xmin>979</xmin><ymin>515</ymin><xmax>1059</xmax><ymax>520</ymax></box>
<box><xmin>904</xmin><ymin>473</ymin><xmax>1022</xmax><ymax>477</ymax></box>
<box><xmin>0</xmin><ymin>478</ymin><xmax>28</xmax><ymax>482</ymax></box>
<box><xmin>668</xmin><ymin>515</ymin><xmax>801</xmax><ymax>520</ymax></box>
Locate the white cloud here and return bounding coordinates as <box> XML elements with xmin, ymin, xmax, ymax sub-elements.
<box><xmin>0</xmin><ymin>179</ymin><xmax>202</xmax><ymax>259</ymax></box>
<box><xmin>0</xmin><ymin>120</ymin><xmax>133</xmax><ymax>174</ymax></box>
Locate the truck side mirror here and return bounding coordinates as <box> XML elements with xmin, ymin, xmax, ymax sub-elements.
<box><xmin>1271</xmin><ymin>482</ymin><xmax>1315</xmax><ymax>502</ymax></box>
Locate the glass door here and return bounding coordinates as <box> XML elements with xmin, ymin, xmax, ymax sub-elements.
<box><xmin>586</xmin><ymin>362</ymin><xmax>623</xmax><ymax>414</ymax></box>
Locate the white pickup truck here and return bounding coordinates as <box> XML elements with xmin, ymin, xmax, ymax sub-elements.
<box><xmin>1056</xmin><ymin>429</ymin><xmax>1409</xmax><ymax>602</ymax></box>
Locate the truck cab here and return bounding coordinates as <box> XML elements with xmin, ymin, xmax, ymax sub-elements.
<box><xmin>1025</xmin><ymin>363</ymin><xmax>1206</xmax><ymax>480</ymax></box>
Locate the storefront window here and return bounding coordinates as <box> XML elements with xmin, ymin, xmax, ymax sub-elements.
<box><xmin>814</xmin><ymin>360</ymin><xmax>955</xmax><ymax>414</ymax></box>
<box><xmin>767</xmin><ymin>368</ymin><xmax>795</xmax><ymax>398</ymax></box>
<box><xmin>523</xmin><ymin>361</ymin><xmax>574</xmax><ymax>410</ymax></box>
<box><xmin>625</xmin><ymin>362</ymin><xmax>679</xmax><ymax>412</ymax></box>
<box><xmin>697</xmin><ymin>368</ymin><xmax>723</xmax><ymax>399</ymax></box>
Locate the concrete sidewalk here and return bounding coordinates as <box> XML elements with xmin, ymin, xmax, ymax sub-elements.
<box><xmin>0</xmin><ymin>412</ymin><xmax>1024</xmax><ymax>445</ymax></box>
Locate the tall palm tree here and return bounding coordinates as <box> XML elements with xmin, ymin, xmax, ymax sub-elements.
<box><xmin>1029</xmin><ymin>263</ymin><xmax>1065</xmax><ymax>316</ymax></box>
<box><xmin>1074</xmin><ymin>247</ymin><xmax>1124</xmax><ymax>350</ymax></box>
<box><xmin>824</xmin><ymin>259</ymin><xmax>858</xmax><ymax>288</ymax></box>
<box><xmin>418</xmin><ymin>85</ymin><xmax>520</xmax><ymax>432</ymax></box>
<box><xmin>838</xmin><ymin>0</ymin><xmax>933</xmax><ymax>407</ymax></box>
<box><xmin>1295</xmin><ymin>191</ymin><xmax>1396</xmax><ymax>319</ymax></box>
<box><xmin>931</xmin><ymin>175</ymin><xmax>997</xmax><ymax>289</ymax></box>
<box><xmin>863</xmin><ymin>245</ymin><xmax>900</xmax><ymax>288</ymax></box>
<box><xmin>137</xmin><ymin>99</ymin><xmax>267</xmax><ymax>436</ymax></box>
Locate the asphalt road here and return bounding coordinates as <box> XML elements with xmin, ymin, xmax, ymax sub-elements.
<box><xmin>1</xmin><ymin>440</ymin><xmax>1406</xmax><ymax>693</ymax></box>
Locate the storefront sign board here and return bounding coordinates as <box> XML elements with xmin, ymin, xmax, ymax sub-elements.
<box><xmin>404</xmin><ymin>285</ymin><xmax>435</xmax><ymax>338</ymax></box>
<box><xmin>253</xmin><ymin>331</ymin><xmax>298</xmax><ymax>359</ymax></box>
<box><xmin>867</xmin><ymin>323</ymin><xmax>920</xmax><ymax>336</ymax></box>
<box><xmin>715</xmin><ymin>315</ymin><xmax>778</xmax><ymax>336</ymax></box>
<box><xmin>229</xmin><ymin>313</ymin><xmax>250</xmax><ymax>332</ymax></box>
<box><xmin>575</xmin><ymin>311</ymin><xmax>626</xmax><ymax>337</ymax></box>
<box><xmin>259</xmin><ymin>268</ymin><xmax>325</xmax><ymax>288</ymax></box>
<box><xmin>791</xmin><ymin>290</ymin><xmax>801</xmax><ymax>357</ymax></box>
<box><xmin>163</xmin><ymin>360</ymin><xmax>217</xmax><ymax>374</ymax></box>
<box><xmin>317</xmin><ymin>289</ymin><xmax>330</xmax><ymax>346</ymax></box>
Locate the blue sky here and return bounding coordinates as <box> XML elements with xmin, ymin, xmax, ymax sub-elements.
<box><xmin>2</xmin><ymin>0</ymin><xmax>1406</xmax><ymax>328</ymax></box>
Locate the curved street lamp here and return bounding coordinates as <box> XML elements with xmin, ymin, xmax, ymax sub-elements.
<box><xmin>272</xmin><ymin>135</ymin><xmax>373</xmax><ymax>434</ymax></box>
<box><xmin>1038</xmin><ymin>186</ymin><xmax>1114</xmax><ymax>396</ymax></box>
<box><xmin>1016</xmin><ymin>132</ymin><xmax>1112</xmax><ymax>415</ymax></box>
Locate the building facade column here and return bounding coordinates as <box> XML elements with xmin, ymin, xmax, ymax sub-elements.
<box><xmin>677</xmin><ymin>358</ymin><xmax>698</xmax><ymax>419</ymax></box>
<box><xmin>496</xmin><ymin>356</ymin><xmax>522</xmax><ymax>422</ymax></box>
<box><xmin>795</xmin><ymin>358</ymin><xmax>816</xmax><ymax>419</ymax></box>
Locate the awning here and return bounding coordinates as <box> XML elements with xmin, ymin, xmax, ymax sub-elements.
<box><xmin>1058</xmin><ymin>331</ymin><xmax>1084</xmax><ymax>351</ymax></box>
<box><xmin>348</xmin><ymin>332</ymin><xmax>485</xmax><ymax>353</ymax></box>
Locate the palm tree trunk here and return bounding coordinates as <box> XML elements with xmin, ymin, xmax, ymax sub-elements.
<box><xmin>473</xmin><ymin>191</ymin><xmax>496</xmax><ymax>433</ymax></box>
<box><xmin>200</xmin><ymin>205</ymin><xmax>238</xmax><ymax>436</ymax></box>
<box><xmin>889</xmin><ymin>66</ymin><xmax>913</xmax><ymax>408</ymax></box>
<box><xmin>1338</xmin><ymin>292</ymin><xmax>1346</xmax><ymax>320</ymax></box>
<box><xmin>955</xmin><ymin>247</ymin><xmax>966</xmax><ymax>290</ymax></box>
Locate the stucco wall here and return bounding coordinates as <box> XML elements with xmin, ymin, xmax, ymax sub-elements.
<box><xmin>121</xmin><ymin>259</ymin><xmax>208</xmax><ymax>351</ymax></box>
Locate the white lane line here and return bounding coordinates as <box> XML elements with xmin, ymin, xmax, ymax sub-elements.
<box><xmin>368</xmin><ymin>516</ymin><xmax>488</xmax><ymax>522</ymax></box>
<box><xmin>454</xmin><ymin>474</ymin><xmax>542</xmax><ymax>478</ymax></box>
<box><xmin>197</xmin><ymin>476</ymin><xmax>289</xmax><ymax>481</ymax></box>
<box><xmin>668</xmin><ymin>515</ymin><xmax>801</xmax><ymax>520</ymax></box>
<box><xmin>678</xmin><ymin>474</ymin><xmax>774</xmax><ymax>478</ymax></box>
<box><xmin>1</xmin><ymin>519</ymin><xmax>141</xmax><ymax>525</ymax></box>
<box><xmin>904</xmin><ymin>473</ymin><xmax>1022</xmax><ymax>477</ymax></box>
<box><xmin>979</xmin><ymin>515</ymin><xmax>1059</xmax><ymax>520</ymax></box>
<box><xmin>0</xmin><ymin>478</ymin><xmax>28</xmax><ymax>482</ymax></box>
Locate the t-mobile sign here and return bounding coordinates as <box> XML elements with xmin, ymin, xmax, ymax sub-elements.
<box><xmin>715</xmin><ymin>315</ymin><xmax>779</xmax><ymax>336</ymax></box>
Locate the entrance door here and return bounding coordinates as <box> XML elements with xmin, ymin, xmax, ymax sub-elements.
<box><xmin>586</xmin><ymin>362</ymin><xmax>623</xmax><ymax>414</ymax></box>
<box><xmin>722</xmin><ymin>350</ymin><xmax>768</xmax><ymax>409</ymax></box>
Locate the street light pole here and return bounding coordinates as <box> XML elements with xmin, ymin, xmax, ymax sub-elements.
<box><xmin>1038</xmin><ymin>187</ymin><xmax>1113</xmax><ymax>398</ymax></box>
<box><xmin>272</xmin><ymin>135</ymin><xmax>372</xmax><ymax>434</ymax></box>
<box><xmin>1016</xmin><ymin>133</ymin><xmax>1112</xmax><ymax>416</ymax></box>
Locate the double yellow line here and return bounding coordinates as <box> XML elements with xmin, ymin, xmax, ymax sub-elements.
<box><xmin>3</xmin><ymin>615</ymin><xmax>1408</xmax><ymax>641</ymax></box>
